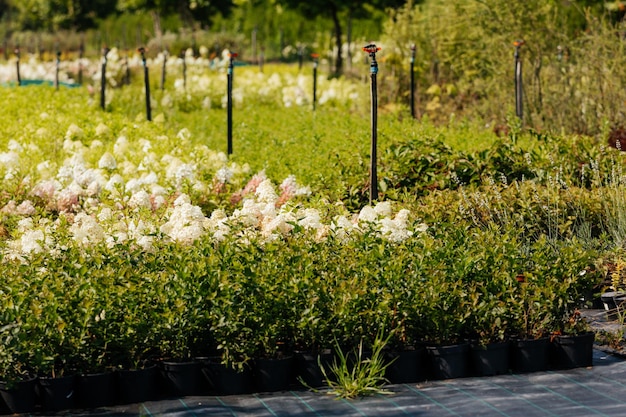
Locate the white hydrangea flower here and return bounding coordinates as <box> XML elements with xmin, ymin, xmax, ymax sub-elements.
<box><xmin>65</xmin><ymin>124</ymin><xmax>84</xmax><ymax>140</ymax></box>
<box><xmin>256</xmin><ymin>179</ymin><xmax>278</xmax><ymax>204</ymax></box>
<box><xmin>70</xmin><ymin>213</ymin><xmax>105</xmax><ymax>245</ymax></box>
<box><xmin>7</xmin><ymin>140</ymin><xmax>23</xmax><ymax>152</ymax></box>
<box><xmin>215</xmin><ymin>167</ymin><xmax>234</xmax><ymax>184</ymax></box>
<box><xmin>128</xmin><ymin>190</ymin><xmax>152</xmax><ymax>210</ymax></box>
<box><xmin>298</xmin><ymin>208</ymin><xmax>322</xmax><ymax>230</ymax></box>
<box><xmin>98</xmin><ymin>152</ymin><xmax>117</xmax><ymax>170</ymax></box>
<box><xmin>358</xmin><ymin>206</ymin><xmax>378</xmax><ymax>223</ymax></box>
<box><xmin>114</xmin><ymin>136</ymin><xmax>129</xmax><ymax>156</ymax></box>
<box><xmin>95</xmin><ymin>123</ymin><xmax>111</xmax><ymax>138</ymax></box>
<box><xmin>374</xmin><ymin>201</ymin><xmax>393</xmax><ymax>217</ymax></box>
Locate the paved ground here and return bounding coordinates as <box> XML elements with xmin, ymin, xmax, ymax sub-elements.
<box><xmin>39</xmin><ymin>349</ymin><xmax>625</xmax><ymax>417</ymax></box>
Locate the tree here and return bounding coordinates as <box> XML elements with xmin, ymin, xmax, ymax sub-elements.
<box><xmin>117</xmin><ymin>0</ymin><xmax>235</xmax><ymax>28</ymax></box>
<box><xmin>277</xmin><ymin>0</ymin><xmax>408</xmax><ymax>77</ymax></box>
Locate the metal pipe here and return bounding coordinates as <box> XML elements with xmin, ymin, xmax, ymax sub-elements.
<box><xmin>514</xmin><ymin>40</ymin><xmax>524</xmax><ymax>121</ymax></box>
<box><xmin>311</xmin><ymin>53</ymin><xmax>319</xmax><ymax>111</ymax></box>
<box><xmin>15</xmin><ymin>46</ymin><xmax>21</xmax><ymax>86</ymax></box>
<box><xmin>410</xmin><ymin>44</ymin><xmax>416</xmax><ymax>119</ymax></box>
<box><xmin>227</xmin><ymin>52</ymin><xmax>237</xmax><ymax>155</ymax></box>
<box><xmin>363</xmin><ymin>43</ymin><xmax>381</xmax><ymax>204</ymax></box>
<box><xmin>100</xmin><ymin>46</ymin><xmax>109</xmax><ymax>110</ymax></box>
<box><xmin>139</xmin><ymin>47</ymin><xmax>151</xmax><ymax>121</ymax></box>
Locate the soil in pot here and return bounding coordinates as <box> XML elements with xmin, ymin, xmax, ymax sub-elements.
<box><xmin>38</xmin><ymin>374</ymin><xmax>76</xmax><ymax>412</ymax></box>
<box><xmin>511</xmin><ymin>337</ymin><xmax>549</xmax><ymax>374</ymax></box>
<box><xmin>550</xmin><ymin>332</ymin><xmax>595</xmax><ymax>370</ymax></box>
<box><xmin>426</xmin><ymin>342</ymin><xmax>470</xmax><ymax>380</ymax></box>
<box><xmin>117</xmin><ymin>364</ymin><xmax>160</xmax><ymax>404</ymax></box>
<box><xmin>385</xmin><ymin>346</ymin><xmax>427</xmax><ymax>384</ymax></box>
<box><xmin>0</xmin><ymin>376</ymin><xmax>38</xmax><ymax>414</ymax></box>
<box><xmin>470</xmin><ymin>341</ymin><xmax>510</xmax><ymax>377</ymax></box>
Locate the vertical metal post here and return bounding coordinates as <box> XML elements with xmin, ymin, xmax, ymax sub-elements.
<box><xmin>181</xmin><ymin>50</ymin><xmax>187</xmax><ymax>90</ymax></box>
<box><xmin>363</xmin><ymin>44</ymin><xmax>381</xmax><ymax>204</ymax></box>
<box><xmin>139</xmin><ymin>47</ymin><xmax>151</xmax><ymax>121</ymax></box>
<box><xmin>514</xmin><ymin>40</ymin><xmax>524</xmax><ymax>121</ymax></box>
<box><xmin>298</xmin><ymin>45</ymin><xmax>303</xmax><ymax>71</ymax></box>
<box><xmin>124</xmin><ymin>51</ymin><xmax>131</xmax><ymax>85</ymax></box>
<box><xmin>311</xmin><ymin>53</ymin><xmax>319</xmax><ymax>111</ymax></box>
<box><xmin>410</xmin><ymin>44</ymin><xmax>416</xmax><ymax>119</ymax></box>
<box><xmin>161</xmin><ymin>49</ymin><xmax>167</xmax><ymax>90</ymax></box>
<box><xmin>55</xmin><ymin>50</ymin><xmax>61</xmax><ymax>90</ymax></box>
<box><xmin>15</xmin><ymin>46</ymin><xmax>21</xmax><ymax>86</ymax></box>
<box><xmin>100</xmin><ymin>46</ymin><xmax>109</xmax><ymax>110</ymax></box>
<box><xmin>227</xmin><ymin>52</ymin><xmax>237</xmax><ymax>155</ymax></box>
<box><xmin>78</xmin><ymin>39</ymin><xmax>84</xmax><ymax>85</ymax></box>
<box><xmin>259</xmin><ymin>47</ymin><xmax>264</xmax><ymax>73</ymax></box>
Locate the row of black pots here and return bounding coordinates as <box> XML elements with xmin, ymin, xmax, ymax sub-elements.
<box><xmin>0</xmin><ymin>333</ymin><xmax>594</xmax><ymax>414</ymax></box>
<box><xmin>422</xmin><ymin>332</ymin><xmax>595</xmax><ymax>381</ymax></box>
<box><xmin>0</xmin><ymin>353</ymin><xmax>330</xmax><ymax>414</ymax></box>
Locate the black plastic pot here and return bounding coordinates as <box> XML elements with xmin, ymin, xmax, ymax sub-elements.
<box><xmin>117</xmin><ymin>365</ymin><xmax>160</xmax><ymax>404</ymax></box>
<box><xmin>254</xmin><ymin>356</ymin><xmax>294</xmax><ymax>392</ymax></box>
<box><xmin>470</xmin><ymin>341</ymin><xmax>510</xmax><ymax>376</ymax></box>
<box><xmin>550</xmin><ymin>332</ymin><xmax>595</xmax><ymax>370</ymax></box>
<box><xmin>76</xmin><ymin>371</ymin><xmax>116</xmax><ymax>409</ymax></box>
<box><xmin>0</xmin><ymin>376</ymin><xmax>38</xmax><ymax>414</ymax></box>
<box><xmin>162</xmin><ymin>360</ymin><xmax>204</xmax><ymax>397</ymax></box>
<box><xmin>294</xmin><ymin>350</ymin><xmax>334</xmax><ymax>388</ymax></box>
<box><xmin>38</xmin><ymin>374</ymin><xmax>76</xmax><ymax>411</ymax></box>
<box><xmin>385</xmin><ymin>346</ymin><xmax>427</xmax><ymax>383</ymax></box>
<box><xmin>426</xmin><ymin>342</ymin><xmax>470</xmax><ymax>380</ymax></box>
<box><xmin>203</xmin><ymin>359</ymin><xmax>253</xmax><ymax>395</ymax></box>
<box><xmin>511</xmin><ymin>337</ymin><xmax>549</xmax><ymax>373</ymax></box>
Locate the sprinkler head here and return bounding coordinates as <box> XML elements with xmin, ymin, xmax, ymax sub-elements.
<box><xmin>513</xmin><ymin>40</ymin><xmax>525</xmax><ymax>48</ymax></box>
<box><xmin>362</xmin><ymin>43</ymin><xmax>381</xmax><ymax>56</ymax></box>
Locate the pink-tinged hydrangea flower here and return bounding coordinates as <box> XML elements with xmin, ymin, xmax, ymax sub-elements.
<box><xmin>56</xmin><ymin>188</ymin><xmax>80</xmax><ymax>213</ymax></box>
<box><xmin>16</xmin><ymin>200</ymin><xmax>36</xmax><ymax>216</ymax></box>
<box><xmin>31</xmin><ymin>179</ymin><xmax>60</xmax><ymax>201</ymax></box>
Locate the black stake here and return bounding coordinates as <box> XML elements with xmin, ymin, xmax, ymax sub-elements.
<box><xmin>55</xmin><ymin>50</ymin><xmax>61</xmax><ymax>90</ymax></box>
<box><xmin>410</xmin><ymin>44</ymin><xmax>416</xmax><ymax>119</ymax></box>
<box><xmin>139</xmin><ymin>47</ymin><xmax>151</xmax><ymax>121</ymax></box>
<box><xmin>15</xmin><ymin>46</ymin><xmax>21</xmax><ymax>86</ymax></box>
<box><xmin>181</xmin><ymin>50</ymin><xmax>187</xmax><ymax>90</ymax></box>
<box><xmin>161</xmin><ymin>49</ymin><xmax>168</xmax><ymax>91</ymax></box>
<box><xmin>514</xmin><ymin>40</ymin><xmax>524</xmax><ymax>121</ymax></box>
<box><xmin>363</xmin><ymin>43</ymin><xmax>381</xmax><ymax>204</ymax></box>
<box><xmin>100</xmin><ymin>46</ymin><xmax>109</xmax><ymax>110</ymax></box>
<box><xmin>78</xmin><ymin>39</ymin><xmax>84</xmax><ymax>85</ymax></box>
<box><xmin>124</xmin><ymin>50</ymin><xmax>131</xmax><ymax>85</ymax></box>
<box><xmin>311</xmin><ymin>53</ymin><xmax>319</xmax><ymax>111</ymax></box>
<box><xmin>227</xmin><ymin>52</ymin><xmax>237</xmax><ymax>155</ymax></box>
